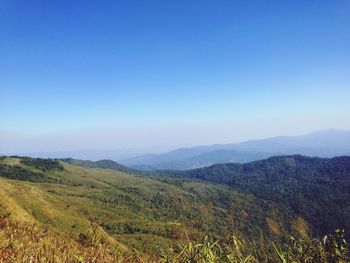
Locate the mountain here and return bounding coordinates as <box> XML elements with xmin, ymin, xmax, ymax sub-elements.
<box><xmin>230</xmin><ymin>129</ymin><xmax>350</xmax><ymax>153</ymax></box>
<box><xmin>131</xmin><ymin>150</ymin><xmax>274</xmax><ymax>170</ymax></box>
<box><xmin>0</xmin><ymin>155</ymin><xmax>349</xmax><ymax>261</ymax></box>
<box><xmin>121</xmin><ymin>129</ymin><xmax>350</xmax><ymax>170</ymax></box>
<box><xmin>166</xmin><ymin>155</ymin><xmax>350</xmax><ymax>239</ymax></box>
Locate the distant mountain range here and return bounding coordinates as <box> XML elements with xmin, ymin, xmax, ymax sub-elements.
<box><xmin>120</xmin><ymin>129</ymin><xmax>350</xmax><ymax>170</ymax></box>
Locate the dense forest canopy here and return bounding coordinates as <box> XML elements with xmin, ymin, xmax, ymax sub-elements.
<box><xmin>165</xmin><ymin>155</ymin><xmax>350</xmax><ymax>239</ymax></box>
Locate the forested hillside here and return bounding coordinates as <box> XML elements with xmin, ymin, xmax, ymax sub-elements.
<box><xmin>165</xmin><ymin>155</ymin><xmax>350</xmax><ymax>240</ymax></box>
<box><xmin>0</xmin><ymin>155</ymin><xmax>349</xmax><ymax>262</ymax></box>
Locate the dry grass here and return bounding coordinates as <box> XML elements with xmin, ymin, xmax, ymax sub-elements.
<box><xmin>0</xmin><ymin>214</ymin><xmax>142</xmax><ymax>263</ymax></box>
<box><xmin>0</xmin><ymin>212</ymin><xmax>348</xmax><ymax>263</ymax></box>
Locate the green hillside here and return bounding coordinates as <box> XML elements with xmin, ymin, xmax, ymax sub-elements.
<box><xmin>167</xmin><ymin>155</ymin><xmax>350</xmax><ymax>240</ymax></box>
<box><xmin>0</xmin><ymin>155</ymin><xmax>349</xmax><ymax>262</ymax></box>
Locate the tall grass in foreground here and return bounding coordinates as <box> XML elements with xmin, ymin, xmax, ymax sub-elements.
<box><xmin>0</xmin><ymin>211</ymin><xmax>348</xmax><ymax>262</ymax></box>
<box><xmin>160</xmin><ymin>232</ymin><xmax>348</xmax><ymax>263</ymax></box>
<box><xmin>0</xmin><ymin>213</ymin><xmax>140</xmax><ymax>263</ymax></box>
<box><xmin>159</xmin><ymin>235</ymin><xmax>255</xmax><ymax>263</ymax></box>
<box><xmin>273</xmin><ymin>229</ymin><xmax>348</xmax><ymax>263</ymax></box>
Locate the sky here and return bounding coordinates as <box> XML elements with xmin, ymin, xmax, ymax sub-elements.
<box><xmin>1</xmin><ymin>0</ymin><xmax>350</xmax><ymax>154</ymax></box>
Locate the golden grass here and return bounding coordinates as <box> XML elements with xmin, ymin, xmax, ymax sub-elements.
<box><xmin>0</xmin><ymin>213</ymin><xmax>142</xmax><ymax>263</ymax></box>
<box><xmin>266</xmin><ymin>218</ymin><xmax>282</xmax><ymax>237</ymax></box>
<box><xmin>0</xmin><ymin>157</ymin><xmax>21</xmax><ymax>166</ymax></box>
<box><xmin>291</xmin><ymin>217</ymin><xmax>309</xmax><ymax>240</ymax></box>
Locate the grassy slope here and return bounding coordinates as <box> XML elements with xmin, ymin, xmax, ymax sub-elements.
<box><xmin>0</xmin><ymin>157</ymin><xmax>310</xmax><ymax>258</ymax></box>
<box><xmin>0</xmin><ymin>211</ymin><xmax>131</xmax><ymax>262</ymax></box>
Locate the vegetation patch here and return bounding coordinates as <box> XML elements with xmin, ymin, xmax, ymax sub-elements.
<box><xmin>20</xmin><ymin>157</ymin><xmax>64</xmax><ymax>171</ymax></box>
<box><xmin>0</xmin><ymin>164</ymin><xmax>58</xmax><ymax>183</ymax></box>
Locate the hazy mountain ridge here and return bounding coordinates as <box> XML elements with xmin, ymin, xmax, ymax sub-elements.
<box><xmin>121</xmin><ymin>129</ymin><xmax>350</xmax><ymax>170</ymax></box>
<box><xmin>132</xmin><ymin>150</ymin><xmax>274</xmax><ymax>170</ymax></box>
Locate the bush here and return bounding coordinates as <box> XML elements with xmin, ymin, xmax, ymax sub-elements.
<box><xmin>20</xmin><ymin>157</ymin><xmax>64</xmax><ymax>171</ymax></box>
<box><xmin>0</xmin><ymin>164</ymin><xmax>57</xmax><ymax>183</ymax></box>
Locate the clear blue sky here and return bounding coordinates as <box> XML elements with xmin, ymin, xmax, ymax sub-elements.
<box><xmin>1</xmin><ymin>0</ymin><xmax>350</xmax><ymax>153</ymax></box>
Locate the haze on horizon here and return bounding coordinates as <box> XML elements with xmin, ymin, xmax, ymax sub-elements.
<box><xmin>1</xmin><ymin>1</ymin><xmax>350</xmax><ymax>155</ymax></box>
